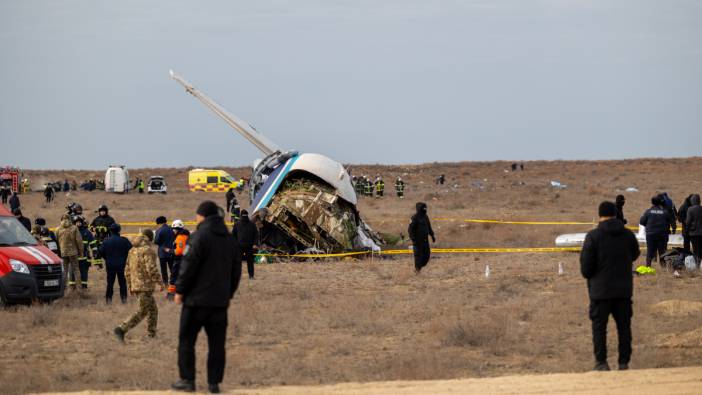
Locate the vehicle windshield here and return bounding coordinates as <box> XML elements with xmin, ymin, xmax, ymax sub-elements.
<box><xmin>0</xmin><ymin>217</ymin><xmax>38</xmax><ymax>246</ymax></box>
<box><xmin>222</xmin><ymin>176</ymin><xmax>235</xmax><ymax>184</ymax></box>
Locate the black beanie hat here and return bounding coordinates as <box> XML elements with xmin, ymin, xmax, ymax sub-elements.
<box><xmin>615</xmin><ymin>195</ymin><xmax>625</xmax><ymax>204</ymax></box>
<box><xmin>598</xmin><ymin>201</ymin><xmax>617</xmax><ymax>218</ymax></box>
<box><xmin>651</xmin><ymin>196</ymin><xmax>662</xmax><ymax>206</ymax></box>
<box><xmin>156</xmin><ymin>216</ymin><xmax>167</xmax><ymax>225</ymax></box>
<box><xmin>241</xmin><ymin>209</ymin><xmax>249</xmax><ymax>218</ymax></box>
<box><xmin>197</xmin><ymin>200</ymin><xmax>219</xmax><ymax>218</ymax></box>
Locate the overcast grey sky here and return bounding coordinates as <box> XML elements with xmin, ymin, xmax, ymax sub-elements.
<box><xmin>1</xmin><ymin>1</ymin><xmax>700</xmax><ymax>169</ymax></box>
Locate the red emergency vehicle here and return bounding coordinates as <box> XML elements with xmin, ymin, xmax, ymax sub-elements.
<box><xmin>0</xmin><ymin>166</ymin><xmax>20</xmax><ymax>193</ymax></box>
<box><xmin>0</xmin><ymin>205</ymin><xmax>64</xmax><ymax>305</ymax></box>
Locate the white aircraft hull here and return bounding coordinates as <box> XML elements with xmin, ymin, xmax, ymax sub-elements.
<box><xmin>556</xmin><ymin>225</ymin><xmax>684</xmax><ymax>247</ymax></box>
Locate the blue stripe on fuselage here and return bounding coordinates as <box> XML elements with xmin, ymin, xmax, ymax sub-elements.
<box><xmin>252</xmin><ymin>155</ymin><xmax>300</xmax><ymax>213</ymax></box>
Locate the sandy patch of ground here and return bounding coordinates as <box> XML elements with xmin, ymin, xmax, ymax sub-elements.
<box><xmin>34</xmin><ymin>366</ymin><xmax>702</xmax><ymax>395</ymax></box>
<box><xmin>651</xmin><ymin>300</ymin><xmax>702</xmax><ymax>317</ymax></box>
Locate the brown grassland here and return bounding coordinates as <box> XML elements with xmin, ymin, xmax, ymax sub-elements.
<box><xmin>2</xmin><ymin>158</ymin><xmax>702</xmax><ymax>394</ymax></box>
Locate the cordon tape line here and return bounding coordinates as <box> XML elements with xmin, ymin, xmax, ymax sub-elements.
<box><xmin>254</xmin><ymin>246</ymin><xmax>581</xmax><ymax>258</ymax></box>
<box><xmin>116</xmin><ymin>218</ymin><xmax>599</xmax><ymax>227</ymax></box>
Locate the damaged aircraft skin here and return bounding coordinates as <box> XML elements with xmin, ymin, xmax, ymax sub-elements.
<box><xmin>170</xmin><ymin>71</ymin><xmax>382</xmax><ymax>253</ymax></box>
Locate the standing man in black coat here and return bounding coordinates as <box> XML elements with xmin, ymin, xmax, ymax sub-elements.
<box><xmin>172</xmin><ymin>201</ymin><xmax>241</xmax><ymax>394</ymax></box>
<box><xmin>9</xmin><ymin>192</ymin><xmax>20</xmax><ymax>212</ymax></box>
<box><xmin>678</xmin><ymin>194</ymin><xmax>694</xmax><ymax>253</ymax></box>
<box><xmin>581</xmin><ymin>201</ymin><xmax>640</xmax><ymax>371</ymax></box>
<box><xmin>232</xmin><ymin>210</ymin><xmax>258</xmax><ymax>280</ymax></box>
<box><xmin>408</xmin><ymin>202</ymin><xmax>435</xmax><ymax>274</ymax></box>
<box><xmin>615</xmin><ymin>195</ymin><xmax>627</xmax><ymax>224</ymax></box>
<box><xmin>639</xmin><ymin>196</ymin><xmax>675</xmax><ymax>267</ymax></box>
<box><xmin>685</xmin><ymin>194</ymin><xmax>702</xmax><ymax>264</ymax></box>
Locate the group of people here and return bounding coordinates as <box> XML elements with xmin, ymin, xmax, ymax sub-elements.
<box><xmin>353</xmin><ymin>176</ymin><xmax>405</xmax><ymax>199</ymax></box>
<box><xmin>616</xmin><ymin>192</ymin><xmax>702</xmax><ymax>266</ymax></box>
<box><xmin>580</xmin><ymin>191</ymin><xmax>702</xmax><ymax>372</ymax></box>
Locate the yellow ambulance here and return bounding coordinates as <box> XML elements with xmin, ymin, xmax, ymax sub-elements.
<box><xmin>188</xmin><ymin>169</ymin><xmax>240</xmax><ymax>192</ymax></box>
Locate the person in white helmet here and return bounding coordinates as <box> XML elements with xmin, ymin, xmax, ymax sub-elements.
<box><xmin>168</xmin><ymin>219</ymin><xmax>190</xmax><ymax>300</ymax></box>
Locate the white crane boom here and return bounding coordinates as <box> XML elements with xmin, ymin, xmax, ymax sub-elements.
<box><xmin>169</xmin><ymin>70</ymin><xmax>280</xmax><ymax>156</ymax></box>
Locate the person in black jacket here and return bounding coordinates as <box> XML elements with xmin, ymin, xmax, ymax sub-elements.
<box><xmin>408</xmin><ymin>202</ymin><xmax>435</xmax><ymax>273</ymax></box>
<box><xmin>581</xmin><ymin>201</ymin><xmax>640</xmax><ymax>371</ymax></box>
<box><xmin>232</xmin><ymin>209</ymin><xmax>258</xmax><ymax>280</ymax></box>
<box><xmin>678</xmin><ymin>194</ymin><xmax>694</xmax><ymax>253</ymax></box>
<box><xmin>154</xmin><ymin>216</ymin><xmax>176</xmax><ymax>286</ymax></box>
<box><xmin>615</xmin><ymin>195</ymin><xmax>627</xmax><ymax>224</ymax></box>
<box><xmin>13</xmin><ymin>208</ymin><xmax>31</xmax><ymax>232</ymax></box>
<box><xmin>639</xmin><ymin>196</ymin><xmax>675</xmax><ymax>267</ymax></box>
<box><xmin>685</xmin><ymin>194</ymin><xmax>702</xmax><ymax>264</ymax></box>
<box><xmin>173</xmin><ymin>201</ymin><xmax>241</xmax><ymax>394</ymax></box>
<box><xmin>99</xmin><ymin>223</ymin><xmax>132</xmax><ymax>304</ymax></box>
<box><xmin>9</xmin><ymin>192</ymin><xmax>20</xmax><ymax>212</ymax></box>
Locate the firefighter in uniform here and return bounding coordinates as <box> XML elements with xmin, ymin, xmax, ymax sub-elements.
<box><xmin>375</xmin><ymin>177</ymin><xmax>385</xmax><ymax>198</ymax></box>
<box><xmin>74</xmin><ymin>216</ymin><xmax>97</xmax><ymax>289</ymax></box>
<box><xmin>168</xmin><ymin>220</ymin><xmax>190</xmax><ymax>300</ymax></box>
<box><xmin>354</xmin><ymin>177</ymin><xmax>364</xmax><ymax>196</ymax></box>
<box><xmin>364</xmin><ymin>177</ymin><xmax>373</xmax><ymax>197</ymax></box>
<box><xmin>90</xmin><ymin>204</ymin><xmax>116</xmax><ymax>269</ymax></box>
<box><xmin>395</xmin><ymin>177</ymin><xmax>405</xmax><ymax>199</ymax></box>
<box><xmin>32</xmin><ymin>220</ymin><xmax>61</xmax><ymax>256</ymax></box>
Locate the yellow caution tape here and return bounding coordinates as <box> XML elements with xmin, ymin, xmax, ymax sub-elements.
<box><xmin>254</xmin><ymin>246</ymin><xmax>580</xmax><ymax>258</ymax></box>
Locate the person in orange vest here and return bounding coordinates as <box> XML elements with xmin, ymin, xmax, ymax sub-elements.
<box><xmin>168</xmin><ymin>219</ymin><xmax>190</xmax><ymax>301</ymax></box>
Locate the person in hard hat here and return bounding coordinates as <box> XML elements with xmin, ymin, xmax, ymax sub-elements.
<box><xmin>615</xmin><ymin>195</ymin><xmax>627</xmax><ymax>224</ymax></box>
<box><xmin>374</xmin><ymin>177</ymin><xmax>385</xmax><ymax>198</ymax></box>
<box><xmin>99</xmin><ymin>223</ymin><xmax>132</xmax><ymax>304</ymax></box>
<box><xmin>90</xmin><ymin>204</ymin><xmax>116</xmax><ymax>270</ymax></box>
<box><xmin>154</xmin><ymin>216</ymin><xmax>176</xmax><ymax>287</ymax></box>
<box><xmin>74</xmin><ymin>216</ymin><xmax>97</xmax><ymax>290</ymax></box>
<box><xmin>232</xmin><ymin>210</ymin><xmax>258</xmax><ymax>280</ymax></box>
<box><xmin>581</xmin><ymin>201</ymin><xmax>640</xmax><ymax>371</ymax></box>
<box><xmin>640</xmin><ymin>196</ymin><xmax>675</xmax><ymax>267</ymax></box>
<box><xmin>395</xmin><ymin>177</ymin><xmax>405</xmax><ymax>199</ymax></box>
<box><xmin>168</xmin><ymin>219</ymin><xmax>190</xmax><ymax>300</ymax></box>
<box><xmin>114</xmin><ymin>228</ymin><xmax>163</xmax><ymax>342</ymax></box>
<box><xmin>363</xmin><ymin>177</ymin><xmax>373</xmax><ymax>197</ymax></box>
<box><xmin>408</xmin><ymin>202</ymin><xmax>435</xmax><ymax>274</ymax></box>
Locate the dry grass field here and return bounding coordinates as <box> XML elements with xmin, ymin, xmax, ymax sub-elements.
<box><xmin>3</xmin><ymin>158</ymin><xmax>702</xmax><ymax>394</ymax></box>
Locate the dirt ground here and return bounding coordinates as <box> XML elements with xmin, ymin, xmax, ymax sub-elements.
<box><xmin>3</xmin><ymin>158</ymin><xmax>702</xmax><ymax>394</ymax></box>
<box><xmin>33</xmin><ymin>366</ymin><xmax>702</xmax><ymax>394</ymax></box>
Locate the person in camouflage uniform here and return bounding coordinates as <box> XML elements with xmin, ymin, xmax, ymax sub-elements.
<box><xmin>114</xmin><ymin>229</ymin><xmax>163</xmax><ymax>341</ymax></box>
<box><xmin>55</xmin><ymin>214</ymin><xmax>84</xmax><ymax>292</ymax></box>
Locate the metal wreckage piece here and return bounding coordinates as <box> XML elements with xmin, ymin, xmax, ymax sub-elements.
<box><xmin>170</xmin><ymin>70</ymin><xmax>383</xmax><ymax>253</ymax></box>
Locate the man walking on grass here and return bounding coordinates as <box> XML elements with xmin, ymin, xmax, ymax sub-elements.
<box><xmin>581</xmin><ymin>201</ymin><xmax>640</xmax><ymax>371</ymax></box>
<box><xmin>114</xmin><ymin>229</ymin><xmax>163</xmax><ymax>342</ymax></box>
<box><xmin>172</xmin><ymin>201</ymin><xmax>241</xmax><ymax>394</ymax></box>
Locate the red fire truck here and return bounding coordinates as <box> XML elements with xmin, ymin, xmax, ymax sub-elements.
<box><xmin>0</xmin><ymin>166</ymin><xmax>20</xmax><ymax>193</ymax></box>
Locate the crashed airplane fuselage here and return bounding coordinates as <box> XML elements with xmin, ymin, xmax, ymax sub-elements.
<box><xmin>170</xmin><ymin>71</ymin><xmax>382</xmax><ymax>253</ymax></box>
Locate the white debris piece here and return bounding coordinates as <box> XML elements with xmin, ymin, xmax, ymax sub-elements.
<box><xmin>550</xmin><ymin>180</ymin><xmax>567</xmax><ymax>189</ymax></box>
<box><xmin>625</xmin><ymin>187</ymin><xmax>639</xmax><ymax>192</ymax></box>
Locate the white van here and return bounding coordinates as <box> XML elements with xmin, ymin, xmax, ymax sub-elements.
<box><xmin>105</xmin><ymin>165</ymin><xmax>130</xmax><ymax>193</ymax></box>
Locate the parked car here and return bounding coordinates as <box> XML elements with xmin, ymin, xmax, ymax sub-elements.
<box><xmin>147</xmin><ymin>176</ymin><xmax>167</xmax><ymax>194</ymax></box>
<box><xmin>0</xmin><ymin>205</ymin><xmax>64</xmax><ymax>306</ymax></box>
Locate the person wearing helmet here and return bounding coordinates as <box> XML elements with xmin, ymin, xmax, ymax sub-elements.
<box><xmin>32</xmin><ymin>218</ymin><xmax>60</xmax><ymax>256</ymax></box>
<box><xmin>99</xmin><ymin>222</ymin><xmax>132</xmax><ymax>304</ymax></box>
<box><xmin>74</xmin><ymin>215</ymin><xmax>97</xmax><ymax>290</ymax></box>
<box><xmin>90</xmin><ymin>204</ymin><xmax>116</xmax><ymax>270</ymax></box>
<box><xmin>168</xmin><ymin>219</ymin><xmax>190</xmax><ymax>300</ymax></box>
<box><xmin>395</xmin><ymin>177</ymin><xmax>405</xmax><ymax>199</ymax></box>
<box><xmin>154</xmin><ymin>216</ymin><xmax>176</xmax><ymax>288</ymax></box>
